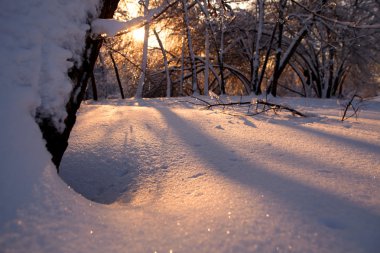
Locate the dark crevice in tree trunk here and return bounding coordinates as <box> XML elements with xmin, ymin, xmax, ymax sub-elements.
<box><xmin>37</xmin><ymin>0</ymin><xmax>120</xmax><ymax>172</ymax></box>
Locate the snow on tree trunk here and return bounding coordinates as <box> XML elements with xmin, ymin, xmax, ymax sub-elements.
<box><xmin>196</xmin><ymin>0</ymin><xmax>211</xmax><ymax>95</ymax></box>
<box><xmin>204</xmin><ymin>22</ymin><xmax>210</xmax><ymax>95</ymax></box>
<box><xmin>153</xmin><ymin>29</ymin><xmax>172</xmax><ymax>97</ymax></box>
<box><xmin>180</xmin><ymin>36</ymin><xmax>185</xmax><ymax>96</ymax></box>
<box><xmin>195</xmin><ymin>56</ymin><xmax>221</xmax><ymax>88</ymax></box>
<box><xmin>252</xmin><ymin>0</ymin><xmax>264</xmax><ymax>95</ymax></box>
<box><xmin>182</xmin><ymin>0</ymin><xmax>199</xmax><ymax>95</ymax></box>
<box><xmin>135</xmin><ymin>0</ymin><xmax>150</xmax><ymax>98</ymax></box>
<box><xmin>218</xmin><ymin>2</ymin><xmax>226</xmax><ymax>95</ymax></box>
<box><xmin>37</xmin><ymin>0</ymin><xmax>120</xmax><ymax>171</ymax></box>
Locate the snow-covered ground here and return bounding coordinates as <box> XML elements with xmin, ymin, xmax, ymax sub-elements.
<box><xmin>5</xmin><ymin>96</ymin><xmax>377</xmax><ymax>253</ymax></box>
<box><xmin>1</xmin><ymin>1</ymin><xmax>378</xmax><ymax>252</ymax></box>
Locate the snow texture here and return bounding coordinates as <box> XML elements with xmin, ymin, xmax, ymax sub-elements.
<box><xmin>47</xmin><ymin>97</ymin><xmax>380</xmax><ymax>252</ymax></box>
<box><xmin>0</xmin><ymin>0</ymin><xmax>98</xmax><ymax>236</ymax></box>
<box><xmin>0</xmin><ymin>0</ymin><xmax>98</xmax><ymax>130</ymax></box>
<box><xmin>0</xmin><ymin>0</ymin><xmax>380</xmax><ymax>252</ymax></box>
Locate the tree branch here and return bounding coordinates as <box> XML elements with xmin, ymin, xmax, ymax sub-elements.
<box><xmin>192</xmin><ymin>97</ymin><xmax>306</xmax><ymax>117</ymax></box>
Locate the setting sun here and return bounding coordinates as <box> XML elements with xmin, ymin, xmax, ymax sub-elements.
<box><xmin>117</xmin><ymin>1</ymin><xmax>159</xmax><ymax>46</ymax></box>
<box><xmin>132</xmin><ymin>27</ymin><xmax>145</xmax><ymax>42</ymax></box>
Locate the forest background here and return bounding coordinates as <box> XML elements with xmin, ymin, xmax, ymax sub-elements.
<box><xmin>90</xmin><ymin>0</ymin><xmax>380</xmax><ymax>101</ymax></box>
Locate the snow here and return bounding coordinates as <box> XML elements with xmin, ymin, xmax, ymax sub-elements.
<box><xmin>91</xmin><ymin>3</ymin><xmax>169</xmax><ymax>37</ymax></box>
<box><xmin>92</xmin><ymin>17</ymin><xmax>145</xmax><ymax>37</ymax></box>
<box><xmin>0</xmin><ymin>0</ymin><xmax>380</xmax><ymax>252</ymax></box>
<box><xmin>61</xmin><ymin>96</ymin><xmax>380</xmax><ymax>252</ymax></box>
<box><xmin>0</xmin><ymin>0</ymin><xmax>98</xmax><ymax>243</ymax></box>
<box><xmin>0</xmin><ymin>0</ymin><xmax>98</xmax><ymax>131</ymax></box>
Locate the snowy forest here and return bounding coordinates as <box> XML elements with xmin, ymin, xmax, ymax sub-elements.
<box><xmin>0</xmin><ymin>0</ymin><xmax>380</xmax><ymax>252</ymax></box>
<box><xmin>92</xmin><ymin>0</ymin><xmax>380</xmax><ymax>100</ymax></box>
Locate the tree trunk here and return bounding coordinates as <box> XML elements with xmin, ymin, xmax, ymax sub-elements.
<box><xmin>269</xmin><ymin>0</ymin><xmax>287</xmax><ymax>97</ymax></box>
<box><xmin>196</xmin><ymin>0</ymin><xmax>211</xmax><ymax>95</ymax></box>
<box><xmin>135</xmin><ymin>0</ymin><xmax>150</xmax><ymax>98</ymax></box>
<box><xmin>218</xmin><ymin>2</ymin><xmax>226</xmax><ymax>95</ymax></box>
<box><xmin>90</xmin><ymin>72</ymin><xmax>98</xmax><ymax>101</ymax></box>
<box><xmin>326</xmin><ymin>43</ymin><xmax>335</xmax><ymax>98</ymax></box>
<box><xmin>179</xmin><ymin>36</ymin><xmax>185</xmax><ymax>96</ymax></box>
<box><xmin>204</xmin><ymin>21</ymin><xmax>210</xmax><ymax>95</ymax></box>
<box><xmin>252</xmin><ymin>0</ymin><xmax>264</xmax><ymax>94</ymax></box>
<box><xmin>37</xmin><ymin>0</ymin><xmax>120</xmax><ymax>172</ymax></box>
<box><xmin>153</xmin><ymin>29</ymin><xmax>172</xmax><ymax>97</ymax></box>
<box><xmin>257</xmin><ymin>23</ymin><xmax>277</xmax><ymax>95</ymax></box>
<box><xmin>182</xmin><ymin>0</ymin><xmax>199</xmax><ymax>95</ymax></box>
<box><xmin>109</xmin><ymin>51</ymin><xmax>125</xmax><ymax>99</ymax></box>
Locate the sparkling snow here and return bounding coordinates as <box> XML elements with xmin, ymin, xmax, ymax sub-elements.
<box><xmin>62</xmin><ymin>97</ymin><xmax>380</xmax><ymax>252</ymax></box>
<box><xmin>0</xmin><ymin>0</ymin><xmax>379</xmax><ymax>252</ymax></box>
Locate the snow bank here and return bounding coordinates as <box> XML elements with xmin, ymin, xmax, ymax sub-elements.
<box><xmin>0</xmin><ymin>0</ymin><xmax>98</xmax><ymax>228</ymax></box>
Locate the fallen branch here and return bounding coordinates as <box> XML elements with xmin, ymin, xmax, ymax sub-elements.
<box><xmin>341</xmin><ymin>94</ymin><xmax>363</xmax><ymax>121</ymax></box>
<box><xmin>191</xmin><ymin>96</ymin><xmax>306</xmax><ymax>117</ymax></box>
<box><xmin>256</xmin><ymin>100</ymin><xmax>307</xmax><ymax>117</ymax></box>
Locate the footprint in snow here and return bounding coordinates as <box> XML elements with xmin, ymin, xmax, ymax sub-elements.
<box><xmin>319</xmin><ymin>218</ymin><xmax>346</xmax><ymax>230</ymax></box>
<box><xmin>188</xmin><ymin>172</ymin><xmax>206</xmax><ymax>179</ymax></box>
<box><xmin>215</xmin><ymin>125</ymin><xmax>224</xmax><ymax>130</ymax></box>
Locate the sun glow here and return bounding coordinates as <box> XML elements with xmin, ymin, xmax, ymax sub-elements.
<box><xmin>118</xmin><ymin>1</ymin><xmax>156</xmax><ymax>45</ymax></box>
<box><xmin>131</xmin><ymin>25</ymin><xmax>170</xmax><ymax>48</ymax></box>
<box><xmin>116</xmin><ymin>1</ymin><xmax>171</xmax><ymax>48</ymax></box>
<box><xmin>132</xmin><ymin>27</ymin><xmax>146</xmax><ymax>43</ymax></box>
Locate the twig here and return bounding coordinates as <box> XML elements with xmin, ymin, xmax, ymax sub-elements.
<box><xmin>256</xmin><ymin>100</ymin><xmax>306</xmax><ymax>117</ymax></box>
<box><xmin>289</xmin><ymin>0</ymin><xmax>380</xmax><ymax>30</ymax></box>
<box><xmin>341</xmin><ymin>94</ymin><xmax>363</xmax><ymax>121</ymax></box>
<box><xmin>205</xmin><ymin>101</ymin><xmax>251</xmax><ymax>109</ymax></box>
<box><xmin>190</xmin><ymin>95</ymin><xmax>212</xmax><ymax>106</ymax></box>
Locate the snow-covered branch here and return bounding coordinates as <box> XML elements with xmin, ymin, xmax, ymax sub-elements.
<box><xmin>290</xmin><ymin>0</ymin><xmax>380</xmax><ymax>30</ymax></box>
<box><xmin>91</xmin><ymin>0</ymin><xmax>178</xmax><ymax>37</ymax></box>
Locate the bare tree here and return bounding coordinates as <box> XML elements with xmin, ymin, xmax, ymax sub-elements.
<box><xmin>109</xmin><ymin>51</ymin><xmax>125</xmax><ymax>98</ymax></box>
<box><xmin>182</xmin><ymin>0</ymin><xmax>199</xmax><ymax>95</ymax></box>
<box><xmin>135</xmin><ymin>0</ymin><xmax>150</xmax><ymax>98</ymax></box>
<box><xmin>251</xmin><ymin>0</ymin><xmax>265</xmax><ymax>94</ymax></box>
<box><xmin>153</xmin><ymin>28</ymin><xmax>172</xmax><ymax>97</ymax></box>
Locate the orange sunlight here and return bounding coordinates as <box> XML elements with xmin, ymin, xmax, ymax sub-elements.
<box><xmin>119</xmin><ymin>1</ymin><xmax>164</xmax><ymax>47</ymax></box>
<box><xmin>132</xmin><ymin>27</ymin><xmax>146</xmax><ymax>43</ymax></box>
